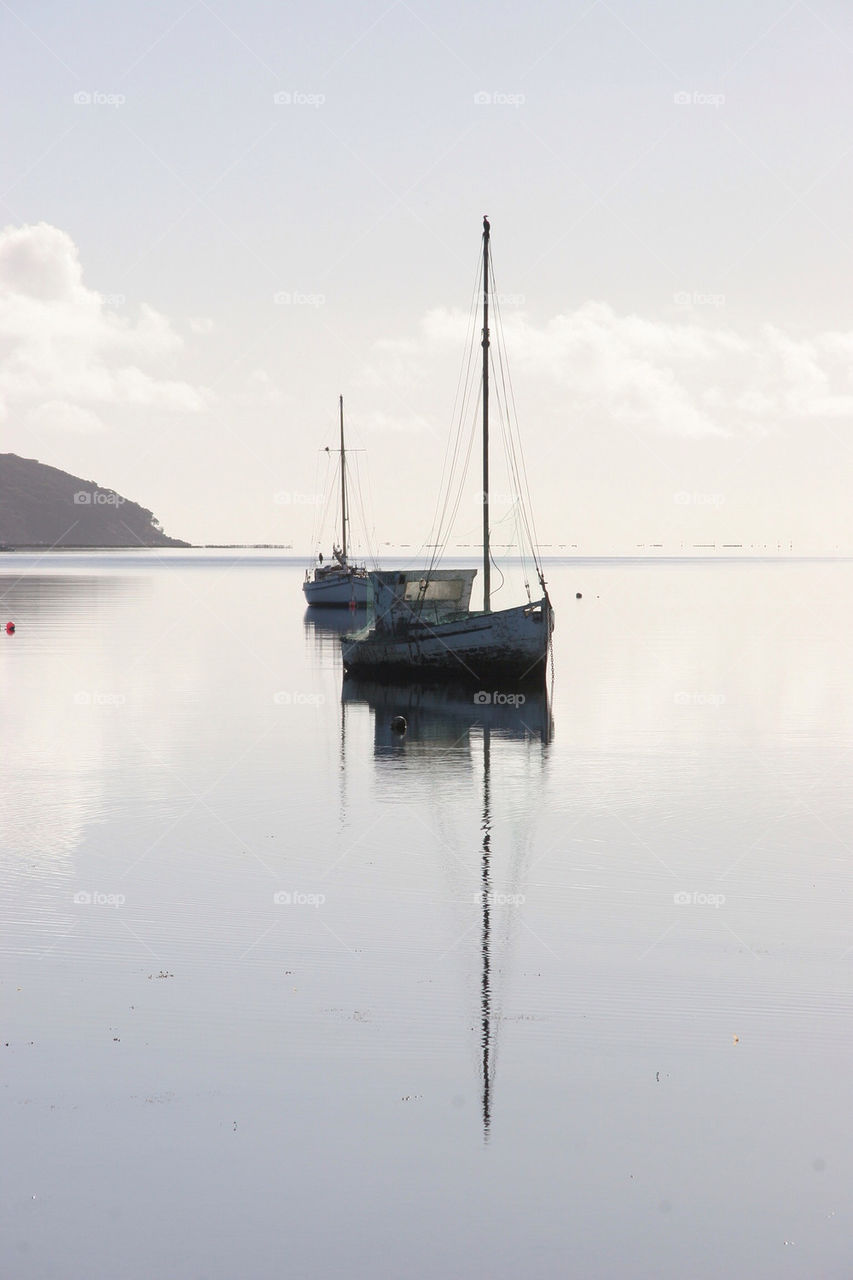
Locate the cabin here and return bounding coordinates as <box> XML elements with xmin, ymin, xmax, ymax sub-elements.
<box><xmin>366</xmin><ymin>569</ymin><xmax>477</xmax><ymax>632</ymax></box>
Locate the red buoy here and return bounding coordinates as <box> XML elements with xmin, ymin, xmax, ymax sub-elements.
<box><xmin>5</xmin><ymin>622</ymin><xmax>15</xmax><ymax>634</ymax></box>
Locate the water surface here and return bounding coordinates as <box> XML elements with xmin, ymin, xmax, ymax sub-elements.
<box><xmin>3</xmin><ymin>552</ymin><xmax>852</xmax><ymax>1278</ymax></box>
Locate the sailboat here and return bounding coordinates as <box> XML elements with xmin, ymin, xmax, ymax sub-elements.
<box><xmin>303</xmin><ymin>396</ymin><xmax>370</xmax><ymax>607</ymax></box>
<box><xmin>341</xmin><ymin>216</ymin><xmax>554</xmax><ymax>685</ymax></box>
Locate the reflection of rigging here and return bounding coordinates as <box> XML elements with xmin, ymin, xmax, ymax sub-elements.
<box><xmin>340</xmin><ymin>675</ymin><xmax>551</xmax><ymax>1143</ymax></box>
<box><xmin>481</xmin><ymin>724</ymin><xmax>493</xmax><ymax>1141</ymax></box>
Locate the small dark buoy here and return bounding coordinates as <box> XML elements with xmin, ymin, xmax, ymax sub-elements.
<box><xmin>390</xmin><ymin>715</ymin><xmax>407</xmax><ymax>735</ymax></box>
<box><xmin>5</xmin><ymin>621</ymin><xmax>15</xmax><ymax>634</ymax></box>
<box><xmin>575</xmin><ymin>592</ymin><xmax>582</xmax><ymax>600</ymax></box>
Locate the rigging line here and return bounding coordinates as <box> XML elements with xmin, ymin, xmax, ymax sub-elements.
<box><xmin>424</xmin><ymin>268</ymin><xmax>478</xmax><ymax>561</ymax></box>
<box><xmin>488</xmin><ymin>546</ymin><xmax>505</xmax><ymax>598</ymax></box>
<box><xmin>444</xmin><ymin>294</ymin><xmax>487</xmax><ymax>537</ymax></box>
<box><xmin>486</xmin><ymin>308</ymin><xmax>531</xmax><ymax>578</ymax></box>
<box><xmin>363</xmin><ymin>448</ymin><xmax>381</xmax><ymax>569</ymax></box>
<box><xmin>493</xmin><ymin>365</ymin><xmax>534</xmax><ymax>598</ymax></box>
<box><xmin>433</xmin><ymin>385</ymin><xmax>480</xmax><ymax>570</ymax></box>
<box><xmin>441</xmin><ymin>364</ymin><xmax>481</xmax><ymax>554</ymax></box>
<box><xmin>427</xmin><ymin>307</ymin><xmax>480</xmax><ymax>575</ymax></box>
<box><xmin>325</xmin><ymin>455</ymin><xmax>341</xmax><ymax>549</ymax></box>
<box><xmin>489</xmin><ymin>274</ymin><xmax>529</xmax><ymax>540</ymax></box>
<box><xmin>355</xmin><ymin>456</ymin><xmax>376</xmax><ymax>568</ymax></box>
<box><xmin>489</xmin><ymin>351</ymin><xmax>533</xmax><ymax>602</ymax></box>
<box><xmin>486</xmin><ymin>263</ymin><xmax>541</xmax><ymax>606</ymax></box>
<box><xmin>314</xmin><ymin>449</ymin><xmax>338</xmax><ymax>554</ymax></box>
<box><xmin>488</xmin><ymin>259</ymin><xmax>529</xmax><ymax>512</ymax></box>
<box><xmin>513</xmin><ymin>501</ymin><xmax>532</xmax><ymax>602</ymax></box>
<box><xmin>488</xmin><ymin>266</ymin><xmax>526</xmax><ymax>530</ymax></box>
<box><xmin>349</xmin><ymin>419</ymin><xmax>380</xmax><ymax>568</ymax></box>
<box><xmin>490</xmin><ymin>270</ymin><xmax>544</xmax><ymax>590</ymax></box>
<box><xmin>351</xmin><ymin>451</ymin><xmax>378</xmax><ymax>568</ymax></box>
<box><xmin>425</xmin><ymin>249</ymin><xmax>483</xmax><ymax>577</ymax></box>
<box><xmin>349</xmin><ymin>449</ymin><xmax>364</xmax><ymax>556</ymax></box>
<box><xmin>490</xmin><ymin>259</ymin><xmax>547</xmax><ymax>591</ymax></box>
<box><xmin>427</xmin><ymin>395</ymin><xmax>473</xmax><ymax>572</ymax></box>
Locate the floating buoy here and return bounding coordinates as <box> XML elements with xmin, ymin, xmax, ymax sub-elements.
<box><xmin>5</xmin><ymin>622</ymin><xmax>15</xmax><ymax>634</ymax></box>
<box><xmin>390</xmin><ymin>715</ymin><xmax>407</xmax><ymax>735</ymax></box>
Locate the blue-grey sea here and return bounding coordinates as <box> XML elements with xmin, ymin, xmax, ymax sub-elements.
<box><xmin>3</xmin><ymin>551</ymin><xmax>853</xmax><ymax>1279</ymax></box>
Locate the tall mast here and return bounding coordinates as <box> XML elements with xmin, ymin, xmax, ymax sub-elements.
<box><xmin>339</xmin><ymin>394</ymin><xmax>347</xmax><ymax>563</ymax></box>
<box><xmin>482</xmin><ymin>216</ymin><xmax>491</xmax><ymax>613</ymax></box>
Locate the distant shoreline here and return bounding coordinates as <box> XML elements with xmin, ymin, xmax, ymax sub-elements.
<box><xmin>0</xmin><ymin>544</ymin><xmax>293</xmax><ymax>551</ymax></box>
<box><xmin>1</xmin><ymin>547</ymin><xmax>850</xmax><ymax>562</ymax></box>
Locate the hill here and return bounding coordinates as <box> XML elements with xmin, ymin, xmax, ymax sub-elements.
<box><xmin>0</xmin><ymin>454</ymin><xmax>189</xmax><ymax>547</ymax></box>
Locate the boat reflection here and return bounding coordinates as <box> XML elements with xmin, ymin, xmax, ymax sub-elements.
<box><xmin>341</xmin><ymin>675</ymin><xmax>553</xmax><ymax>750</ymax></box>
<box><xmin>341</xmin><ymin>675</ymin><xmax>551</xmax><ymax>1141</ymax></box>
<box><xmin>303</xmin><ymin>606</ymin><xmax>366</xmax><ymax>666</ymax></box>
<box><xmin>303</xmin><ymin>606</ymin><xmax>365</xmax><ymax>635</ymax></box>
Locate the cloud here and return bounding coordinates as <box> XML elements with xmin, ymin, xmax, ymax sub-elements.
<box><xmin>359</xmin><ymin>302</ymin><xmax>853</xmax><ymax>442</ymax></box>
<box><xmin>0</xmin><ymin>222</ymin><xmax>211</xmax><ymax>424</ymax></box>
<box><xmin>28</xmin><ymin>401</ymin><xmax>104</xmax><ymax>434</ymax></box>
<box><xmin>233</xmin><ymin>369</ymin><xmax>286</xmax><ymax>407</ymax></box>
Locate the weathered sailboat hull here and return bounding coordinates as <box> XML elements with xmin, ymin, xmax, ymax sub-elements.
<box><xmin>342</xmin><ymin>598</ymin><xmax>552</xmax><ymax>684</ymax></box>
<box><xmin>303</xmin><ymin>574</ymin><xmax>369</xmax><ymax>607</ymax></box>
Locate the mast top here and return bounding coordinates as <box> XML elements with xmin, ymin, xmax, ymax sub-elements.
<box><xmin>483</xmin><ymin>215</ymin><xmax>490</xmax><ymax>237</ymax></box>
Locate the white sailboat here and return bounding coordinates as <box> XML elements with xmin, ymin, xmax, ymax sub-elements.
<box><xmin>342</xmin><ymin>216</ymin><xmax>554</xmax><ymax>685</ymax></box>
<box><xmin>303</xmin><ymin>396</ymin><xmax>370</xmax><ymax>607</ymax></box>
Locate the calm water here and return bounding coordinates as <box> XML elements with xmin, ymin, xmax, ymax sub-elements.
<box><xmin>3</xmin><ymin>552</ymin><xmax>853</xmax><ymax>1279</ymax></box>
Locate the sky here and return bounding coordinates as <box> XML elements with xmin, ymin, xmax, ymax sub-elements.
<box><xmin>2</xmin><ymin>0</ymin><xmax>853</xmax><ymax>553</ymax></box>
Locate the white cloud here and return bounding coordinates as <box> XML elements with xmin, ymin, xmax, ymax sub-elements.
<box><xmin>359</xmin><ymin>302</ymin><xmax>853</xmax><ymax>442</ymax></box>
<box><xmin>0</xmin><ymin>222</ymin><xmax>211</xmax><ymax>424</ymax></box>
<box><xmin>233</xmin><ymin>369</ymin><xmax>286</xmax><ymax>407</ymax></box>
<box><xmin>28</xmin><ymin>401</ymin><xmax>104</xmax><ymax>433</ymax></box>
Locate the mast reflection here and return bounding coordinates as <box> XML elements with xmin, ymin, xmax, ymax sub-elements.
<box><xmin>481</xmin><ymin>724</ymin><xmax>493</xmax><ymax>1140</ymax></box>
<box><xmin>342</xmin><ymin>675</ymin><xmax>551</xmax><ymax>1140</ymax></box>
